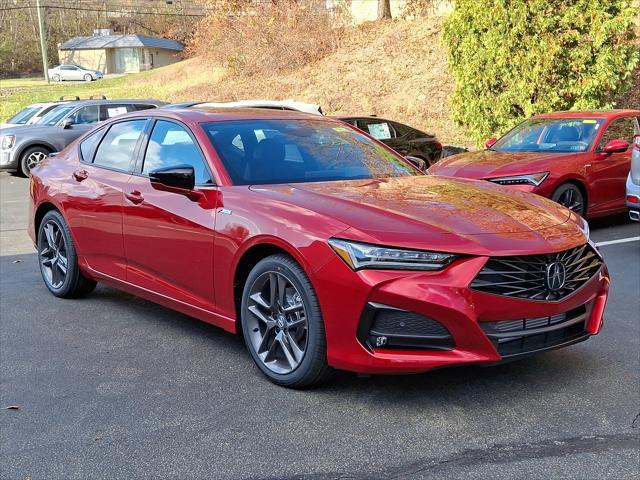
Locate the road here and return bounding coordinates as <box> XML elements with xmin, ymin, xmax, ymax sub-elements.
<box><xmin>1</xmin><ymin>172</ymin><xmax>638</xmax><ymax>479</ymax></box>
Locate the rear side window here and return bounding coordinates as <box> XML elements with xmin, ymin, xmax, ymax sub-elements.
<box><xmin>142</xmin><ymin>120</ymin><xmax>212</xmax><ymax>184</ymax></box>
<box><xmin>93</xmin><ymin>120</ymin><xmax>146</xmax><ymax>171</ymax></box>
<box><xmin>80</xmin><ymin>129</ymin><xmax>103</xmax><ymax>162</ymax></box>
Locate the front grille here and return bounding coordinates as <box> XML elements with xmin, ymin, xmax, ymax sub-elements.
<box><xmin>470</xmin><ymin>243</ymin><xmax>602</xmax><ymax>301</ymax></box>
<box><xmin>358</xmin><ymin>304</ymin><xmax>454</xmax><ymax>351</ymax></box>
<box><xmin>481</xmin><ymin>305</ymin><xmax>589</xmax><ymax>358</ymax></box>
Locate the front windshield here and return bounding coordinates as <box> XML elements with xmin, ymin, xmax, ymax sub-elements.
<box><xmin>202</xmin><ymin>119</ymin><xmax>420</xmax><ymax>185</ymax></box>
<box><xmin>493</xmin><ymin>118</ymin><xmax>604</xmax><ymax>153</ymax></box>
<box><xmin>38</xmin><ymin>105</ymin><xmax>75</xmax><ymax>126</ymax></box>
<box><xmin>7</xmin><ymin>106</ymin><xmax>41</xmax><ymax>124</ymax></box>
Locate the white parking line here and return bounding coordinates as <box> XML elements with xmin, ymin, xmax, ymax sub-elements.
<box><xmin>595</xmin><ymin>236</ymin><xmax>640</xmax><ymax>247</ymax></box>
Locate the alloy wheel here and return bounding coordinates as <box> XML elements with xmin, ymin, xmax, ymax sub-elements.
<box><xmin>38</xmin><ymin>220</ymin><xmax>68</xmax><ymax>289</ymax></box>
<box><xmin>556</xmin><ymin>187</ymin><xmax>584</xmax><ymax>214</ymax></box>
<box><xmin>27</xmin><ymin>151</ymin><xmax>47</xmax><ymax>171</ymax></box>
<box><xmin>245</xmin><ymin>271</ymin><xmax>309</xmax><ymax>374</ymax></box>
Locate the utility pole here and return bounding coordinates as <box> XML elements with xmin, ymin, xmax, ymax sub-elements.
<box><xmin>36</xmin><ymin>0</ymin><xmax>50</xmax><ymax>83</ymax></box>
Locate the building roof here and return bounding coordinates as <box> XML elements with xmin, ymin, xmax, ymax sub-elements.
<box><xmin>59</xmin><ymin>34</ymin><xmax>183</xmax><ymax>52</ymax></box>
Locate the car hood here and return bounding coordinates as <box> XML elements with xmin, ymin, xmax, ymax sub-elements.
<box><xmin>249</xmin><ymin>176</ymin><xmax>587</xmax><ymax>255</ymax></box>
<box><xmin>0</xmin><ymin>124</ymin><xmax>60</xmax><ymax>137</ymax></box>
<box><xmin>429</xmin><ymin>149</ymin><xmax>580</xmax><ymax>179</ymax></box>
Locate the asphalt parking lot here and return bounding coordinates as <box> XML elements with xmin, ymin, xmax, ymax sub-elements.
<box><xmin>1</xmin><ymin>171</ymin><xmax>638</xmax><ymax>479</ymax></box>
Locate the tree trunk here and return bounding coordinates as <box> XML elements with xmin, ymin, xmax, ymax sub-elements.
<box><xmin>377</xmin><ymin>0</ymin><xmax>392</xmax><ymax>19</ymax></box>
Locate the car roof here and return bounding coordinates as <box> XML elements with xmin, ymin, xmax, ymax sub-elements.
<box><xmin>533</xmin><ymin>109</ymin><xmax>640</xmax><ymax>119</ymax></box>
<box><xmin>127</xmin><ymin>106</ymin><xmax>334</xmax><ymax>123</ymax></box>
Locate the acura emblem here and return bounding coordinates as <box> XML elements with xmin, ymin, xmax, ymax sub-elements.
<box><xmin>545</xmin><ymin>261</ymin><xmax>566</xmax><ymax>291</ymax></box>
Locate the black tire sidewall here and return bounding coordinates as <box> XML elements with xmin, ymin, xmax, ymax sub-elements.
<box><xmin>240</xmin><ymin>254</ymin><xmax>327</xmax><ymax>387</ymax></box>
<box><xmin>38</xmin><ymin>211</ymin><xmax>82</xmax><ymax>297</ymax></box>
<box><xmin>19</xmin><ymin>146</ymin><xmax>48</xmax><ymax>177</ymax></box>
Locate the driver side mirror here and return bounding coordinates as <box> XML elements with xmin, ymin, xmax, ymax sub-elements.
<box><xmin>602</xmin><ymin>139</ymin><xmax>629</xmax><ymax>155</ymax></box>
<box><xmin>61</xmin><ymin>118</ymin><xmax>73</xmax><ymax>129</ymax></box>
<box><xmin>484</xmin><ymin>137</ymin><xmax>498</xmax><ymax>150</ymax></box>
<box><xmin>405</xmin><ymin>155</ymin><xmax>427</xmax><ymax>172</ymax></box>
<box><xmin>149</xmin><ymin>164</ymin><xmax>196</xmax><ymax>191</ymax></box>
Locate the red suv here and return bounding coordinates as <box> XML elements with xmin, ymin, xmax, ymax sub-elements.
<box><xmin>29</xmin><ymin>107</ymin><xmax>609</xmax><ymax>387</ymax></box>
<box><xmin>429</xmin><ymin>110</ymin><xmax>640</xmax><ymax>218</ymax></box>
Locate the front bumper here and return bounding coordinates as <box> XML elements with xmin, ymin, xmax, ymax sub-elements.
<box><xmin>313</xmin><ymin>252</ymin><xmax>609</xmax><ymax>374</ymax></box>
<box><xmin>0</xmin><ymin>149</ymin><xmax>18</xmax><ymax>170</ymax></box>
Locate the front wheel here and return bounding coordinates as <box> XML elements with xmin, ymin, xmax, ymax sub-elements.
<box><xmin>83</xmin><ymin>74</ymin><xmax>93</xmax><ymax>82</ymax></box>
<box><xmin>19</xmin><ymin>146</ymin><xmax>49</xmax><ymax>177</ymax></box>
<box><xmin>37</xmin><ymin>210</ymin><xmax>97</xmax><ymax>298</ymax></box>
<box><xmin>240</xmin><ymin>254</ymin><xmax>329</xmax><ymax>388</ymax></box>
<box><xmin>552</xmin><ymin>183</ymin><xmax>586</xmax><ymax>217</ymax></box>
<box><xmin>52</xmin><ymin>74</ymin><xmax>61</xmax><ymax>82</ymax></box>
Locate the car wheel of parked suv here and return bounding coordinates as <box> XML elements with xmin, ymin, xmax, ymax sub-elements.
<box><xmin>83</xmin><ymin>74</ymin><xmax>93</xmax><ymax>82</ymax></box>
<box><xmin>241</xmin><ymin>254</ymin><xmax>329</xmax><ymax>388</ymax></box>
<box><xmin>552</xmin><ymin>183</ymin><xmax>586</xmax><ymax>217</ymax></box>
<box><xmin>19</xmin><ymin>146</ymin><xmax>50</xmax><ymax>177</ymax></box>
<box><xmin>37</xmin><ymin>210</ymin><xmax>97</xmax><ymax>298</ymax></box>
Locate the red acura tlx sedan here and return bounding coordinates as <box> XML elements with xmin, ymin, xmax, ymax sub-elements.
<box><xmin>29</xmin><ymin>107</ymin><xmax>610</xmax><ymax>387</ymax></box>
<box><xmin>428</xmin><ymin>110</ymin><xmax>640</xmax><ymax>218</ymax></box>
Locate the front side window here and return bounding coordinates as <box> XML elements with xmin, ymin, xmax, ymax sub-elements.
<box><xmin>93</xmin><ymin>120</ymin><xmax>146</xmax><ymax>171</ymax></box>
<box><xmin>69</xmin><ymin>105</ymin><xmax>100</xmax><ymax>125</ymax></box>
<box><xmin>493</xmin><ymin>118</ymin><xmax>604</xmax><ymax>153</ymax></box>
<box><xmin>142</xmin><ymin>120</ymin><xmax>212</xmax><ymax>184</ymax></box>
<box><xmin>203</xmin><ymin>119</ymin><xmax>419</xmax><ymax>185</ymax></box>
<box><xmin>597</xmin><ymin>117</ymin><xmax>639</xmax><ymax>150</ymax></box>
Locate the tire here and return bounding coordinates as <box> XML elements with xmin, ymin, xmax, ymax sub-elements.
<box><xmin>240</xmin><ymin>254</ymin><xmax>330</xmax><ymax>388</ymax></box>
<box><xmin>551</xmin><ymin>183</ymin><xmax>586</xmax><ymax>217</ymax></box>
<box><xmin>52</xmin><ymin>74</ymin><xmax>60</xmax><ymax>82</ymax></box>
<box><xmin>37</xmin><ymin>210</ymin><xmax>97</xmax><ymax>298</ymax></box>
<box><xmin>83</xmin><ymin>74</ymin><xmax>93</xmax><ymax>82</ymax></box>
<box><xmin>19</xmin><ymin>146</ymin><xmax>50</xmax><ymax>177</ymax></box>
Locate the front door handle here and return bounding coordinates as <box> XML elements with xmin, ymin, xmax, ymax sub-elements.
<box><xmin>72</xmin><ymin>169</ymin><xmax>88</xmax><ymax>182</ymax></box>
<box><xmin>125</xmin><ymin>190</ymin><xmax>144</xmax><ymax>205</ymax></box>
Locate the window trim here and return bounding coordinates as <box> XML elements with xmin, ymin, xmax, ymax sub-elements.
<box><xmin>134</xmin><ymin>118</ymin><xmax>215</xmax><ymax>186</ymax></box>
<box><xmin>78</xmin><ymin>126</ymin><xmax>107</xmax><ymax>164</ymax></box>
<box><xmin>83</xmin><ymin>118</ymin><xmax>150</xmax><ymax>174</ymax></box>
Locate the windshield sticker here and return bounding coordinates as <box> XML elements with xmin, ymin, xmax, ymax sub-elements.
<box><xmin>582</xmin><ymin>119</ymin><xmax>597</xmax><ymax>124</ymax></box>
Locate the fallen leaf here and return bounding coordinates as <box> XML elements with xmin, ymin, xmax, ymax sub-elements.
<box><xmin>5</xmin><ymin>405</ymin><xmax>20</xmax><ymax>410</ymax></box>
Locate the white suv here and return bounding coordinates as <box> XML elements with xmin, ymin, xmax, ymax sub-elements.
<box><xmin>627</xmin><ymin>135</ymin><xmax>640</xmax><ymax>221</ymax></box>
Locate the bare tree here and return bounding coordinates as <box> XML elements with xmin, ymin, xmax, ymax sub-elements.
<box><xmin>377</xmin><ymin>0</ymin><xmax>392</xmax><ymax>19</ymax></box>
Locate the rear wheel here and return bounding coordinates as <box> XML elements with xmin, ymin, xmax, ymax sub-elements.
<box><xmin>19</xmin><ymin>146</ymin><xmax>49</xmax><ymax>177</ymax></box>
<box><xmin>37</xmin><ymin>210</ymin><xmax>96</xmax><ymax>298</ymax></box>
<box><xmin>240</xmin><ymin>254</ymin><xmax>329</xmax><ymax>388</ymax></box>
<box><xmin>552</xmin><ymin>183</ymin><xmax>586</xmax><ymax>217</ymax></box>
<box><xmin>83</xmin><ymin>74</ymin><xmax>93</xmax><ymax>82</ymax></box>
<box><xmin>52</xmin><ymin>74</ymin><xmax>61</xmax><ymax>82</ymax></box>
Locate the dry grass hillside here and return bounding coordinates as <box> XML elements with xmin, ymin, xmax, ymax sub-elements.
<box><xmin>180</xmin><ymin>17</ymin><xmax>470</xmax><ymax>146</ymax></box>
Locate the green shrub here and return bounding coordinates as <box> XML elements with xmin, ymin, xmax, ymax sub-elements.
<box><xmin>443</xmin><ymin>0</ymin><xmax>639</xmax><ymax>146</ymax></box>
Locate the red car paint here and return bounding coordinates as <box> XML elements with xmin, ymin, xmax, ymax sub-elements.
<box><xmin>28</xmin><ymin>108</ymin><xmax>610</xmax><ymax>374</ymax></box>
<box><xmin>429</xmin><ymin>110</ymin><xmax>640</xmax><ymax>218</ymax></box>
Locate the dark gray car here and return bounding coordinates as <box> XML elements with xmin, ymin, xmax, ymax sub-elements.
<box><xmin>0</xmin><ymin>99</ymin><xmax>165</xmax><ymax>176</ymax></box>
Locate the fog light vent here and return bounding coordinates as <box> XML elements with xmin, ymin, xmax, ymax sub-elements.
<box><xmin>358</xmin><ymin>304</ymin><xmax>454</xmax><ymax>351</ymax></box>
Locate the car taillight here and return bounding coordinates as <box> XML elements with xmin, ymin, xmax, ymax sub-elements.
<box><xmin>628</xmin><ymin>195</ymin><xmax>639</xmax><ymax>204</ymax></box>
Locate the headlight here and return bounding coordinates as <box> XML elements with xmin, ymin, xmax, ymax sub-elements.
<box><xmin>1</xmin><ymin>135</ymin><xmax>15</xmax><ymax>150</ymax></box>
<box><xmin>488</xmin><ymin>172</ymin><xmax>548</xmax><ymax>186</ymax></box>
<box><xmin>328</xmin><ymin>238</ymin><xmax>458</xmax><ymax>271</ymax></box>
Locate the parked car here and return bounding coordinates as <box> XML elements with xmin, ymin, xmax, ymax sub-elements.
<box><xmin>1</xmin><ymin>101</ymin><xmax>66</xmax><ymax>128</ymax></box>
<box><xmin>164</xmin><ymin>100</ymin><xmax>323</xmax><ymax>115</ymax></box>
<box><xmin>428</xmin><ymin>110</ymin><xmax>640</xmax><ymax>218</ymax></box>
<box><xmin>49</xmin><ymin>64</ymin><xmax>103</xmax><ymax>82</ymax></box>
<box><xmin>0</xmin><ymin>99</ymin><xmax>164</xmax><ymax>176</ymax></box>
<box><xmin>29</xmin><ymin>107</ymin><xmax>609</xmax><ymax>388</ymax></box>
<box><xmin>627</xmin><ymin>134</ymin><xmax>640</xmax><ymax>221</ymax></box>
<box><xmin>336</xmin><ymin>116</ymin><xmax>442</xmax><ymax>167</ymax></box>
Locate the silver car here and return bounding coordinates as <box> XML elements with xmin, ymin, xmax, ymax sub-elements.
<box><xmin>48</xmin><ymin>64</ymin><xmax>103</xmax><ymax>82</ymax></box>
<box><xmin>627</xmin><ymin>134</ymin><xmax>640</xmax><ymax>221</ymax></box>
<box><xmin>0</xmin><ymin>101</ymin><xmax>66</xmax><ymax>129</ymax></box>
<box><xmin>0</xmin><ymin>99</ymin><xmax>164</xmax><ymax>176</ymax></box>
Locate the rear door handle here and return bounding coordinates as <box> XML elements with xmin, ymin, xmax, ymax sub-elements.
<box><xmin>125</xmin><ymin>190</ymin><xmax>144</xmax><ymax>205</ymax></box>
<box><xmin>72</xmin><ymin>169</ymin><xmax>88</xmax><ymax>181</ymax></box>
